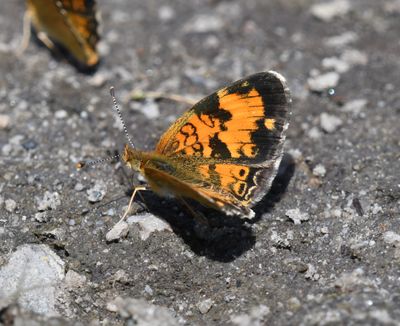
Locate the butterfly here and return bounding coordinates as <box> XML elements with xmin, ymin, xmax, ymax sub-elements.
<box><xmin>120</xmin><ymin>71</ymin><xmax>291</xmax><ymax>219</ymax></box>
<box><xmin>25</xmin><ymin>0</ymin><xmax>100</xmax><ymax>71</ymax></box>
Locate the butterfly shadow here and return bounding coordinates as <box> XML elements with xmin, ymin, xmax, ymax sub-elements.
<box><xmin>137</xmin><ymin>153</ymin><xmax>295</xmax><ymax>263</ymax></box>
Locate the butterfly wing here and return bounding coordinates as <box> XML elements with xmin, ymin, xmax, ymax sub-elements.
<box><xmin>153</xmin><ymin>71</ymin><xmax>291</xmax><ymax>218</ymax></box>
<box><xmin>26</xmin><ymin>0</ymin><xmax>100</xmax><ymax>70</ymax></box>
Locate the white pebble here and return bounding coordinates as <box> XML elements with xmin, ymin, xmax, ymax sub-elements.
<box><xmin>324</xmin><ymin>31</ymin><xmax>359</xmax><ymax>48</ymax></box>
<box><xmin>285</xmin><ymin>208</ymin><xmax>310</xmax><ymax>225</ymax></box>
<box><xmin>142</xmin><ymin>100</ymin><xmax>160</xmax><ymax>119</ymax></box>
<box><xmin>127</xmin><ymin>213</ymin><xmax>172</xmax><ymax>240</ymax></box>
<box><xmin>5</xmin><ymin>199</ymin><xmax>17</xmax><ymax>212</ymax></box>
<box><xmin>197</xmin><ymin>298</ymin><xmax>214</xmax><ymax>314</ymax></box>
<box><xmin>158</xmin><ymin>6</ymin><xmax>175</xmax><ymax>22</ymax></box>
<box><xmin>106</xmin><ymin>221</ymin><xmax>129</xmax><ymax>242</ymax></box>
<box><xmin>341</xmin><ymin>49</ymin><xmax>368</xmax><ymax>66</ymax></box>
<box><xmin>322</xmin><ymin>57</ymin><xmax>349</xmax><ymax>73</ymax></box>
<box><xmin>320</xmin><ymin>113</ymin><xmax>343</xmax><ymax>133</ymax></box>
<box><xmin>308</xmin><ymin>72</ymin><xmax>340</xmax><ymax>92</ymax></box>
<box><xmin>310</xmin><ymin>0</ymin><xmax>351</xmax><ymax>22</ymax></box>
<box><xmin>342</xmin><ymin>99</ymin><xmax>368</xmax><ymax>115</ymax></box>
<box><xmin>87</xmin><ymin>181</ymin><xmax>107</xmax><ymax>203</ymax></box>
<box><xmin>0</xmin><ymin>114</ymin><xmax>10</xmax><ymax>129</ymax></box>
<box><xmin>313</xmin><ymin>164</ymin><xmax>327</xmax><ymax>178</ymax></box>
<box><xmin>383</xmin><ymin>231</ymin><xmax>400</xmax><ymax>246</ymax></box>
<box><xmin>55</xmin><ymin>110</ymin><xmax>68</xmax><ymax>119</ymax></box>
<box><xmin>36</xmin><ymin>191</ymin><xmax>61</xmax><ymax>211</ymax></box>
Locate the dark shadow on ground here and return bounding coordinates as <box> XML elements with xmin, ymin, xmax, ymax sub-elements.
<box><xmin>135</xmin><ymin>153</ymin><xmax>295</xmax><ymax>262</ymax></box>
<box><xmin>251</xmin><ymin>153</ymin><xmax>296</xmax><ymax>222</ymax></box>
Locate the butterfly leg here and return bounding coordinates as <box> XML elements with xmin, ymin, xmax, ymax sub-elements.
<box><xmin>119</xmin><ymin>185</ymin><xmax>147</xmax><ymax>222</ymax></box>
<box><xmin>177</xmin><ymin>196</ymin><xmax>209</xmax><ymax>226</ymax></box>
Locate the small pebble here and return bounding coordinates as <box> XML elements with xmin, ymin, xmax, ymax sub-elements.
<box><xmin>127</xmin><ymin>213</ymin><xmax>172</xmax><ymax>240</ymax></box>
<box><xmin>55</xmin><ymin>110</ymin><xmax>68</xmax><ymax>119</ymax></box>
<box><xmin>370</xmin><ymin>310</ymin><xmax>395</xmax><ymax>324</ymax></box>
<box><xmin>0</xmin><ymin>114</ymin><xmax>10</xmax><ymax>129</ymax></box>
<box><xmin>383</xmin><ymin>231</ymin><xmax>400</xmax><ymax>246</ymax></box>
<box><xmin>288</xmin><ymin>297</ymin><xmax>301</xmax><ymax>310</ymax></box>
<box><xmin>112</xmin><ymin>270</ymin><xmax>130</xmax><ymax>284</ymax></box>
<box><xmin>34</xmin><ymin>212</ymin><xmax>49</xmax><ymax>223</ymax></box>
<box><xmin>307</xmin><ymin>127</ymin><xmax>322</xmax><ymax>140</ymax></box>
<box><xmin>270</xmin><ymin>230</ymin><xmax>293</xmax><ymax>248</ymax></box>
<box><xmin>142</xmin><ymin>100</ymin><xmax>160</xmax><ymax>119</ymax></box>
<box><xmin>322</xmin><ymin>57</ymin><xmax>349</xmax><ymax>73</ymax></box>
<box><xmin>144</xmin><ymin>284</ymin><xmax>154</xmax><ymax>295</ymax></box>
<box><xmin>313</xmin><ymin>164</ymin><xmax>326</xmax><ymax>178</ymax></box>
<box><xmin>321</xmin><ymin>227</ymin><xmax>329</xmax><ymax>234</ymax></box>
<box><xmin>88</xmin><ymin>73</ymin><xmax>108</xmax><ymax>87</ymax></box>
<box><xmin>21</xmin><ymin>139</ymin><xmax>38</xmax><ymax>151</ymax></box>
<box><xmin>37</xmin><ymin>191</ymin><xmax>61</xmax><ymax>211</ymax></box>
<box><xmin>158</xmin><ymin>5</ymin><xmax>175</xmax><ymax>22</ymax></box>
<box><xmin>5</xmin><ymin>199</ymin><xmax>17</xmax><ymax>213</ymax></box>
<box><xmin>285</xmin><ymin>208</ymin><xmax>310</xmax><ymax>225</ymax></box>
<box><xmin>197</xmin><ymin>298</ymin><xmax>214</xmax><ymax>314</ymax></box>
<box><xmin>106</xmin><ymin>221</ymin><xmax>129</xmax><ymax>242</ymax></box>
<box><xmin>65</xmin><ymin>270</ymin><xmax>86</xmax><ymax>289</ymax></box>
<box><xmin>231</xmin><ymin>305</ymin><xmax>270</xmax><ymax>326</ymax></box>
<box><xmin>304</xmin><ymin>264</ymin><xmax>319</xmax><ymax>281</ymax></box>
<box><xmin>341</xmin><ymin>49</ymin><xmax>368</xmax><ymax>66</ymax></box>
<box><xmin>370</xmin><ymin>203</ymin><xmax>383</xmax><ymax>215</ymax></box>
<box><xmin>342</xmin><ymin>99</ymin><xmax>368</xmax><ymax>115</ymax></box>
<box><xmin>87</xmin><ymin>181</ymin><xmax>107</xmax><ymax>203</ymax></box>
<box><xmin>74</xmin><ymin>183</ymin><xmax>85</xmax><ymax>192</ymax></box>
<box><xmin>310</xmin><ymin>0</ymin><xmax>351</xmax><ymax>22</ymax></box>
<box><xmin>320</xmin><ymin>113</ymin><xmax>343</xmax><ymax>133</ymax></box>
<box><xmin>324</xmin><ymin>31</ymin><xmax>358</xmax><ymax>48</ymax></box>
<box><xmin>308</xmin><ymin>72</ymin><xmax>340</xmax><ymax>92</ymax></box>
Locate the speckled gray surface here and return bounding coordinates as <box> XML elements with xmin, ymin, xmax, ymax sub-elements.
<box><xmin>0</xmin><ymin>0</ymin><xmax>399</xmax><ymax>325</ymax></box>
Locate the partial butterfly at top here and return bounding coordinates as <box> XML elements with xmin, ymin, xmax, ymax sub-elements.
<box><xmin>25</xmin><ymin>0</ymin><xmax>100</xmax><ymax>71</ymax></box>
<box><xmin>119</xmin><ymin>71</ymin><xmax>292</xmax><ymax>219</ymax></box>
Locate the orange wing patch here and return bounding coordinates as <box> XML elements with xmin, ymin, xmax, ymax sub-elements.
<box><xmin>156</xmin><ymin>86</ymin><xmax>266</xmax><ymax>161</ymax></box>
<box><xmin>216</xmin><ymin>88</ymin><xmax>264</xmax><ymax>159</ymax></box>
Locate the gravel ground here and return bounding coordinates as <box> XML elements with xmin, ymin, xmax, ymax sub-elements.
<box><xmin>0</xmin><ymin>0</ymin><xmax>399</xmax><ymax>325</ymax></box>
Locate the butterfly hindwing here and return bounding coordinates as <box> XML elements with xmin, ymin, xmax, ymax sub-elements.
<box><xmin>26</xmin><ymin>0</ymin><xmax>99</xmax><ymax>70</ymax></box>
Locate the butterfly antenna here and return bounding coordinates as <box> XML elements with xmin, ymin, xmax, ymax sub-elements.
<box><xmin>76</xmin><ymin>153</ymin><xmax>120</xmax><ymax>170</ymax></box>
<box><xmin>110</xmin><ymin>86</ymin><xmax>135</xmax><ymax>149</ymax></box>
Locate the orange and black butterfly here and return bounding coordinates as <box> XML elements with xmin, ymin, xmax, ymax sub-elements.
<box><xmin>25</xmin><ymin>0</ymin><xmax>100</xmax><ymax>71</ymax></box>
<box><xmin>118</xmin><ymin>71</ymin><xmax>291</xmax><ymax>219</ymax></box>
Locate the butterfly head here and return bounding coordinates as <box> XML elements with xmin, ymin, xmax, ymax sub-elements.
<box><xmin>122</xmin><ymin>144</ymin><xmax>143</xmax><ymax>171</ymax></box>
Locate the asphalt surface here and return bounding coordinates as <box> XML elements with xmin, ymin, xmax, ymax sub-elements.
<box><xmin>0</xmin><ymin>0</ymin><xmax>399</xmax><ymax>325</ymax></box>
